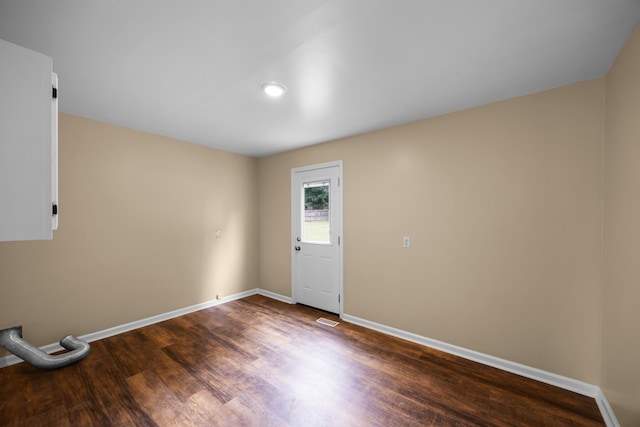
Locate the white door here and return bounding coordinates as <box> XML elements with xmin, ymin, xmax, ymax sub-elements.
<box><xmin>291</xmin><ymin>161</ymin><xmax>343</xmax><ymax>314</ymax></box>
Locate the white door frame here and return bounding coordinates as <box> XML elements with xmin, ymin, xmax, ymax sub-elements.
<box><xmin>291</xmin><ymin>160</ymin><xmax>344</xmax><ymax>316</ymax></box>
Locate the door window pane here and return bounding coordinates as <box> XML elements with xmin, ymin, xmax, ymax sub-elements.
<box><xmin>302</xmin><ymin>181</ymin><xmax>330</xmax><ymax>244</ymax></box>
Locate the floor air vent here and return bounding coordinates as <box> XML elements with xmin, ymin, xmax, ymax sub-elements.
<box><xmin>316</xmin><ymin>318</ymin><xmax>339</xmax><ymax>327</ymax></box>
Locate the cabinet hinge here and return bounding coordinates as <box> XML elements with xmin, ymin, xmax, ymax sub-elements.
<box><xmin>338</xmin><ymin>294</ymin><xmax>340</xmax><ymax>303</ymax></box>
<box><xmin>52</xmin><ymin>86</ymin><xmax>57</xmax><ymax>99</ymax></box>
<box><xmin>52</xmin><ymin>204</ymin><xmax>58</xmax><ymax>216</ymax></box>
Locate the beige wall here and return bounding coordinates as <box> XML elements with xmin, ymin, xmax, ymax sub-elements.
<box><xmin>0</xmin><ymin>113</ymin><xmax>258</xmax><ymax>352</ymax></box>
<box><xmin>603</xmin><ymin>24</ymin><xmax>640</xmax><ymax>427</ymax></box>
<box><xmin>259</xmin><ymin>79</ymin><xmax>604</xmax><ymax>383</ymax></box>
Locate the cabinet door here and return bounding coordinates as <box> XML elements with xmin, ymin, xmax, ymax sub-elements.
<box><xmin>0</xmin><ymin>39</ymin><xmax>57</xmax><ymax>241</ymax></box>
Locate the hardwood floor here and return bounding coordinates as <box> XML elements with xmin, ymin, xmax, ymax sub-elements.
<box><xmin>0</xmin><ymin>295</ymin><xmax>604</xmax><ymax>426</ymax></box>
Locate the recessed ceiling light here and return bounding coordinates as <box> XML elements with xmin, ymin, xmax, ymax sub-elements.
<box><xmin>262</xmin><ymin>82</ymin><xmax>287</xmax><ymax>97</ymax></box>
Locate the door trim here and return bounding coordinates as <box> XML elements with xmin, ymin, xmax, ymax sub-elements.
<box><xmin>291</xmin><ymin>160</ymin><xmax>344</xmax><ymax>317</ymax></box>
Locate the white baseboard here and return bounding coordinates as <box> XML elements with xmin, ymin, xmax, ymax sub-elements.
<box><xmin>0</xmin><ymin>288</ymin><xmax>618</xmax><ymax>426</ymax></box>
<box><xmin>595</xmin><ymin>389</ymin><xmax>621</xmax><ymax>427</ymax></box>
<box><xmin>256</xmin><ymin>288</ymin><xmax>294</xmax><ymax>304</ymax></box>
<box><xmin>0</xmin><ymin>288</ymin><xmax>259</xmax><ymax>369</ymax></box>
<box><xmin>341</xmin><ymin>313</ymin><xmax>618</xmax><ymax>427</ymax></box>
<box><xmin>341</xmin><ymin>314</ymin><xmax>598</xmax><ymax>395</ymax></box>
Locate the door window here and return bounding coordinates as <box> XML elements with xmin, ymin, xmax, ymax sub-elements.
<box><xmin>302</xmin><ymin>181</ymin><xmax>330</xmax><ymax>244</ymax></box>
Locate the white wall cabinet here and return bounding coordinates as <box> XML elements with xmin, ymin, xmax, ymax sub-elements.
<box><xmin>0</xmin><ymin>39</ymin><xmax>58</xmax><ymax>242</ymax></box>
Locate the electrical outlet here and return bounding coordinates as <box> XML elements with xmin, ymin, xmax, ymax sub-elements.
<box><xmin>403</xmin><ymin>236</ymin><xmax>411</xmax><ymax>248</ymax></box>
<box><xmin>216</xmin><ymin>230</ymin><xmax>221</xmax><ymax>238</ymax></box>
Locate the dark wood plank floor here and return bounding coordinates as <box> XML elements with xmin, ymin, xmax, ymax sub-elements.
<box><xmin>0</xmin><ymin>295</ymin><xmax>604</xmax><ymax>426</ymax></box>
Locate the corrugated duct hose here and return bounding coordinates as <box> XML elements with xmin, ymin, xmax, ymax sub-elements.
<box><xmin>0</xmin><ymin>327</ymin><xmax>90</xmax><ymax>369</ymax></box>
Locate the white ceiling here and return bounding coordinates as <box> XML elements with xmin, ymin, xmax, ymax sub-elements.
<box><xmin>1</xmin><ymin>1</ymin><xmax>639</xmax><ymax>157</ymax></box>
